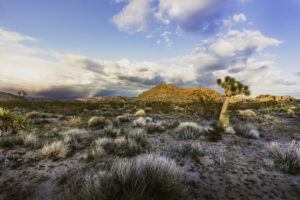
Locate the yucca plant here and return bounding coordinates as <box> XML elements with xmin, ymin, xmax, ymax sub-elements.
<box><xmin>217</xmin><ymin>76</ymin><xmax>250</xmax><ymax>127</ymax></box>
<box><xmin>0</xmin><ymin>108</ymin><xmax>16</xmax><ymax>132</ymax></box>
<box><xmin>13</xmin><ymin>115</ymin><xmax>27</xmax><ymax>133</ymax></box>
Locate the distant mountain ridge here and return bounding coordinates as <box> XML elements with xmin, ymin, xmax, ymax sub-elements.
<box><xmin>0</xmin><ymin>91</ymin><xmax>22</xmax><ymax>101</ymax></box>
<box><xmin>74</xmin><ymin>96</ymin><xmax>133</xmax><ymax>102</ymax></box>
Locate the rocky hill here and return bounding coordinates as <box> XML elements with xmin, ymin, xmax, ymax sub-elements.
<box><xmin>0</xmin><ymin>91</ymin><xmax>22</xmax><ymax>101</ymax></box>
<box><xmin>135</xmin><ymin>84</ymin><xmax>224</xmax><ymax>103</ymax></box>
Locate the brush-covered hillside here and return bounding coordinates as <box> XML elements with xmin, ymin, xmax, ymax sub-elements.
<box><xmin>0</xmin><ymin>91</ymin><xmax>21</xmax><ymax>101</ymax></box>
<box><xmin>135</xmin><ymin>84</ymin><xmax>224</xmax><ymax>103</ymax></box>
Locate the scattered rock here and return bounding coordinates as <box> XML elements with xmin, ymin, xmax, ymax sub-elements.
<box><xmin>225</xmin><ymin>126</ymin><xmax>236</xmax><ymax>134</ymax></box>
<box><xmin>200</xmin><ymin>156</ymin><xmax>215</xmax><ymax>166</ymax></box>
<box><xmin>238</xmin><ymin>109</ymin><xmax>257</xmax><ymax>118</ymax></box>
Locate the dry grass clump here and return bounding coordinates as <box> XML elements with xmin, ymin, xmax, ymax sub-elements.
<box><xmin>88</xmin><ymin>116</ymin><xmax>112</xmax><ymax>128</ymax></box>
<box><xmin>62</xmin><ymin>129</ymin><xmax>88</xmax><ymax>149</ymax></box>
<box><xmin>127</xmin><ymin>128</ymin><xmax>148</xmax><ymax>148</ymax></box>
<box><xmin>21</xmin><ymin>132</ymin><xmax>39</xmax><ymax>148</ymax></box>
<box><xmin>132</xmin><ymin>117</ymin><xmax>152</xmax><ymax>127</ymax></box>
<box><xmin>146</xmin><ymin>122</ymin><xmax>165</xmax><ymax>134</ymax></box>
<box><xmin>88</xmin><ymin>137</ymin><xmax>114</xmax><ymax>160</ymax></box>
<box><xmin>135</xmin><ymin>109</ymin><xmax>145</xmax><ymax>117</ymax></box>
<box><xmin>62</xmin><ymin>154</ymin><xmax>187</xmax><ymax>200</ymax></box>
<box><xmin>41</xmin><ymin>141</ymin><xmax>69</xmax><ymax>161</ymax></box>
<box><xmin>69</xmin><ymin>117</ymin><xmax>81</xmax><ymax>127</ymax></box>
<box><xmin>174</xmin><ymin>122</ymin><xmax>204</xmax><ymax>140</ymax></box>
<box><xmin>233</xmin><ymin>122</ymin><xmax>260</xmax><ymax>139</ymax></box>
<box><xmin>88</xmin><ymin>134</ymin><xmax>146</xmax><ymax>160</ymax></box>
<box><xmin>177</xmin><ymin>143</ymin><xmax>205</xmax><ymax>162</ymax></box>
<box><xmin>25</xmin><ymin>111</ymin><xmax>40</xmax><ymax>119</ymax></box>
<box><xmin>265</xmin><ymin>141</ymin><xmax>300</xmax><ymax>174</ymax></box>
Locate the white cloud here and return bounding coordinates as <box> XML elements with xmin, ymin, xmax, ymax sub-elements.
<box><xmin>209</xmin><ymin>30</ymin><xmax>282</xmax><ymax>57</ymax></box>
<box><xmin>111</xmin><ymin>0</ymin><xmax>154</xmax><ymax>33</ymax></box>
<box><xmin>0</xmin><ymin>27</ymin><xmax>299</xmax><ymax>98</ymax></box>
<box><xmin>112</xmin><ymin>0</ymin><xmax>229</xmax><ymax>33</ymax></box>
<box><xmin>223</xmin><ymin>13</ymin><xmax>247</xmax><ymax>26</ymax></box>
<box><xmin>233</xmin><ymin>13</ymin><xmax>247</xmax><ymax>23</ymax></box>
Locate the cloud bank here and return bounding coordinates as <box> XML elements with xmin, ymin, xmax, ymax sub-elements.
<box><xmin>0</xmin><ymin>27</ymin><xmax>299</xmax><ymax>99</ymax></box>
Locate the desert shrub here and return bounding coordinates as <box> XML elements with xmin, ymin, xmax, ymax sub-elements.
<box><xmin>127</xmin><ymin>128</ymin><xmax>148</xmax><ymax>148</ymax></box>
<box><xmin>177</xmin><ymin>143</ymin><xmax>205</xmax><ymax>162</ymax></box>
<box><xmin>62</xmin><ymin>129</ymin><xmax>88</xmax><ymax>149</ymax></box>
<box><xmin>25</xmin><ymin>111</ymin><xmax>40</xmax><ymax>119</ymax></box>
<box><xmin>62</xmin><ymin>154</ymin><xmax>187</xmax><ymax>200</ymax></box>
<box><xmin>0</xmin><ymin>135</ymin><xmax>23</xmax><ymax>148</ymax></box>
<box><xmin>116</xmin><ymin>114</ymin><xmax>132</xmax><ymax>122</ymax></box>
<box><xmin>112</xmin><ymin>118</ymin><xmax>121</xmax><ymax>127</ymax></box>
<box><xmin>69</xmin><ymin>117</ymin><xmax>81</xmax><ymax>127</ymax></box>
<box><xmin>265</xmin><ymin>141</ymin><xmax>300</xmax><ymax>174</ymax></box>
<box><xmin>174</xmin><ymin>122</ymin><xmax>204</xmax><ymax>140</ymax></box>
<box><xmin>135</xmin><ymin>109</ymin><xmax>145</xmax><ymax>117</ymax></box>
<box><xmin>41</xmin><ymin>141</ymin><xmax>69</xmax><ymax>161</ymax></box>
<box><xmin>0</xmin><ymin>108</ymin><xmax>16</xmax><ymax>132</ymax></box>
<box><xmin>88</xmin><ymin>135</ymin><xmax>145</xmax><ymax>160</ymax></box>
<box><xmin>88</xmin><ymin>116</ymin><xmax>112</xmax><ymax>128</ymax></box>
<box><xmin>233</xmin><ymin>122</ymin><xmax>260</xmax><ymax>139</ymax></box>
<box><xmin>205</xmin><ymin>122</ymin><xmax>223</xmax><ymax>142</ymax></box>
<box><xmin>88</xmin><ymin>137</ymin><xmax>115</xmax><ymax>160</ymax></box>
<box><xmin>132</xmin><ymin>117</ymin><xmax>152</xmax><ymax>127</ymax></box>
<box><xmin>160</xmin><ymin>120</ymin><xmax>180</xmax><ymax>129</ymax></box>
<box><xmin>146</xmin><ymin>122</ymin><xmax>165</xmax><ymax>134</ymax></box>
<box><xmin>102</xmin><ymin>127</ymin><xmax>121</xmax><ymax>138</ymax></box>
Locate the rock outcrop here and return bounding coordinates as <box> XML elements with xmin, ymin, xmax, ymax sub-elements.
<box><xmin>256</xmin><ymin>95</ymin><xmax>296</xmax><ymax>102</ymax></box>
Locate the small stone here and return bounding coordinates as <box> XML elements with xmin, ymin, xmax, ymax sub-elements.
<box><xmin>200</xmin><ymin>156</ymin><xmax>215</xmax><ymax>166</ymax></box>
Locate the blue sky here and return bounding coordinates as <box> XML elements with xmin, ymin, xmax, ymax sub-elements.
<box><xmin>0</xmin><ymin>0</ymin><xmax>299</xmax><ymax>98</ymax></box>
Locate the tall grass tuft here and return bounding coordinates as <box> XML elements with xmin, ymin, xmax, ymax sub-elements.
<box><xmin>62</xmin><ymin>154</ymin><xmax>187</xmax><ymax>200</ymax></box>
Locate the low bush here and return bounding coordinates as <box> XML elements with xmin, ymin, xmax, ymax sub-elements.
<box><xmin>132</xmin><ymin>117</ymin><xmax>152</xmax><ymax>127</ymax></box>
<box><xmin>25</xmin><ymin>111</ymin><xmax>40</xmax><ymax>119</ymax></box>
<box><xmin>88</xmin><ymin>116</ymin><xmax>112</xmax><ymax>128</ymax></box>
<box><xmin>62</xmin><ymin>129</ymin><xmax>88</xmax><ymax>149</ymax></box>
<box><xmin>205</xmin><ymin>122</ymin><xmax>223</xmax><ymax>142</ymax></box>
<box><xmin>146</xmin><ymin>122</ymin><xmax>165</xmax><ymax>134</ymax></box>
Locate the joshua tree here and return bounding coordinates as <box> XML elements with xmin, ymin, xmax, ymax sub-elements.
<box><xmin>217</xmin><ymin>76</ymin><xmax>250</xmax><ymax>127</ymax></box>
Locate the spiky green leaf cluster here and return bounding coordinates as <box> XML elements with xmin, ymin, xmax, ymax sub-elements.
<box><xmin>217</xmin><ymin>76</ymin><xmax>251</xmax><ymax>97</ymax></box>
<box><xmin>0</xmin><ymin>108</ymin><xmax>27</xmax><ymax>133</ymax></box>
<box><xmin>0</xmin><ymin>108</ymin><xmax>16</xmax><ymax>132</ymax></box>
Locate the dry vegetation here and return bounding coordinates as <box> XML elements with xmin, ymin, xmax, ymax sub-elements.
<box><xmin>0</xmin><ymin>99</ymin><xmax>300</xmax><ymax>200</ymax></box>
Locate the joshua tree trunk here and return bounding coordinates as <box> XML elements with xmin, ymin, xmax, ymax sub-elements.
<box><xmin>219</xmin><ymin>96</ymin><xmax>230</xmax><ymax>127</ymax></box>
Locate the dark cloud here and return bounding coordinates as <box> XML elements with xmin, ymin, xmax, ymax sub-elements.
<box><xmin>117</xmin><ymin>74</ymin><xmax>165</xmax><ymax>86</ymax></box>
<box><xmin>229</xmin><ymin>68</ymin><xmax>244</xmax><ymax>73</ymax></box>
<box><xmin>34</xmin><ymin>86</ymin><xmax>92</xmax><ymax>100</ymax></box>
